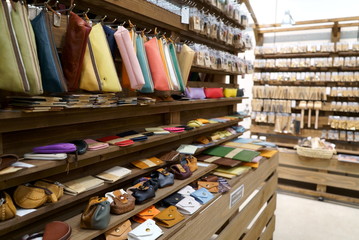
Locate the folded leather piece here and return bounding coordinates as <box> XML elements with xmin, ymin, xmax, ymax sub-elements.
<box><xmin>175</xmin><ymin>195</ymin><xmax>201</xmax><ymax>215</ymax></box>
<box><xmin>0</xmin><ymin>154</ymin><xmax>18</xmax><ymax>171</ymax></box>
<box><xmin>201</xmin><ymin>175</ymin><xmax>218</xmax><ymax>182</ymax></box>
<box><xmin>131</xmin><ymin>157</ymin><xmax>164</xmax><ymax>169</ymax></box>
<box><xmin>132</xmin><ymin>205</ymin><xmax>160</xmax><ymax>223</ymax></box>
<box><xmin>43</xmin><ymin>221</ymin><xmax>71</xmax><ymax>240</ymax></box>
<box><xmin>190</xmin><ymin>188</ymin><xmax>214</xmax><ymax>204</ymax></box>
<box><xmin>158</xmin><ymin>150</ymin><xmax>180</xmax><ymax>162</ymax></box>
<box><xmin>137</xmin><ymin>34</ymin><xmax>154</xmax><ymax>93</ymax></box>
<box><xmin>24</xmin><ymin>153</ymin><xmax>67</xmax><ymax>160</ymax></box>
<box><xmin>105</xmin><ymin>220</ymin><xmax>131</xmax><ymax>240</ymax></box>
<box><xmin>84</xmin><ymin>139</ymin><xmax>109</xmax><ymax>151</ymax></box>
<box><xmin>0</xmin><ymin>191</ymin><xmax>16</xmax><ymax>221</ymax></box>
<box><xmin>161</xmin><ymin>192</ymin><xmax>184</xmax><ymax>207</ymax></box>
<box><xmin>81</xmin><ymin>196</ymin><xmax>110</xmax><ymax>230</ymax></box>
<box><xmin>61</xmin><ymin>12</ymin><xmax>91</xmax><ymax>91</ymax></box>
<box><xmin>215</xmin><ymin>166</ymin><xmax>251</xmax><ymax>176</ymax></box>
<box><xmin>154</xmin><ymin>206</ymin><xmax>185</xmax><ymax>228</ymax></box>
<box><xmin>204</xmin><ymin>88</ymin><xmax>224</xmax><ymax>98</ymax></box>
<box><xmin>213</xmin><ymin>158</ymin><xmax>241</xmax><ymax>167</ymax></box>
<box><xmin>185</xmin><ymin>87</ymin><xmax>206</xmax><ymax>99</ymax></box>
<box><xmin>96</xmin><ymin>166</ymin><xmax>132</xmax><ymax>183</ymax></box>
<box><xmin>197</xmin><ymin>181</ymin><xmax>219</xmax><ymax>193</ymax></box>
<box><xmin>128</xmin><ymin>219</ymin><xmax>163</xmax><ymax>240</ymax></box>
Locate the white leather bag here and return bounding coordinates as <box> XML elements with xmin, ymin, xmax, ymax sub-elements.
<box><xmin>177</xmin><ymin>185</ymin><xmax>196</xmax><ymax>196</ymax></box>
<box><xmin>128</xmin><ymin>219</ymin><xmax>163</xmax><ymax>240</ymax></box>
<box><xmin>176</xmin><ymin>196</ymin><xmax>201</xmax><ymax>215</ymax></box>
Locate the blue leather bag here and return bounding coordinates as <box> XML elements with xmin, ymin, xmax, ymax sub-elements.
<box><xmin>102</xmin><ymin>25</ymin><xmax>118</xmax><ymax>60</ymax></box>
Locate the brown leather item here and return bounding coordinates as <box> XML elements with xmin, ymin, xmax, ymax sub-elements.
<box><xmin>61</xmin><ymin>12</ymin><xmax>91</xmax><ymax>91</ymax></box>
<box><xmin>105</xmin><ymin>220</ymin><xmax>132</xmax><ymax>240</ymax></box>
<box><xmin>14</xmin><ymin>184</ymin><xmax>57</xmax><ymax>209</ymax></box>
<box><xmin>185</xmin><ymin>156</ymin><xmax>198</xmax><ymax>172</ymax></box>
<box><xmin>34</xmin><ymin>180</ymin><xmax>64</xmax><ymax>203</ymax></box>
<box><xmin>132</xmin><ymin>205</ymin><xmax>160</xmax><ymax>223</ymax></box>
<box><xmin>43</xmin><ymin>221</ymin><xmax>71</xmax><ymax>240</ymax></box>
<box><xmin>0</xmin><ymin>191</ymin><xmax>16</xmax><ymax>221</ymax></box>
<box><xmin>0</xmin><ymin>154</ymin><xmax>18</xmax><ymax>171</ymax></box>
<box><xmin>110</xmin><ymin>190</ymin><xmax>135</xmax><ymax>215</ymax></box>
<box><xmin>154</xmin><ymin>206</ymin><xmax>184</xmax><ymax>228</ymax></box>
<box><xmin>201</xmin><ymin>175</ymin><xmax>219</xmax><ymax>182</ymax></box>
<box><xmin>213</xmin><ymin>158</ymin><xmax>241</xmax><ymax>167</ymax></box>
<box><xmin>158</xmin><ymin>150</ymin><xmax>180</xmax><ymax>162</ymax></box>
<box><xmin>198</xmin><ymin>181</ymin><xmax>219</xmax><ymax>193</ymax></box>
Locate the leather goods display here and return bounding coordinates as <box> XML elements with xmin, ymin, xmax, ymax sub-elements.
<box><xmin>204</xmin><ymin>146</ymin><xmax>261</xmax><ymax>162</ymax></box>
<box><xmin>95</xmin><ymin>166</ymin><xmax>132</xmax><ymax>183</ymax></box>
<box><xmin>14</xmin><ymin>184</ymin><xmax>57</xmax><ymax>208</ymax></box>
<box><xmin>33</xmin><ymin>143</ymin><xmax>77</xmax><ymax>154</ymax></box>
<box><xmin>175</xmin><ymin>195</ymin><xmax>201</xmax><ymax>215</ymax></box>
<box><xmin>136</xmin><ymin>34</ymin><xmax>154</xmax><ymax>93</ymax></box>
<box><xmin>84</xmin><ymin>139</ymin><xmax>109</xmax><ymax>151</ymax></box>
<box><xmin>63</xmin><ymin>176</ymin><xmax>105</xmax><ymax>196</ymax></box>
<box><xmin>144</xmin><ymin>37</ymin><xmax>170</xmax><ymax>91</ymax></box>
<box><xmin>10</xmin><ymin>1</ymin><xmax>43</xmax><ymax>95</ymax></box>
<box><xmin>150</xmin><ymin>168</ymin><xmax>174</xmax><ymax>188</ymax></box>
<box><xmin>178</xmin><ymin>44</ymin><xmax>195</xmax><ymax>86</ymax></box>
<box><xmin>23</xmin><ymin>153</ymin><xmax>67</xmax><ymax>160</ymax></box>
<box><xmin>70</xmin><ymin>140</ymin><xmax>88</xmax><ymax>155</ymax></box>
<box><xmin>185</xmin><ymin>155</ymin><xmax>198</xmax><ymax>172</ymax></box>
<box><xmin>197</xmin><ymin>181</ymin><xmax>219</xmax><ymax>193</ymax></box>
<box><xmin>158</xmin><ymin>150</ymin><xmax>180</xmax><ymax>162</ymax></box>
<box><xmin>128</xmin><ymin>184</ymin><xmax>156</xmax><ymax>204</ymax></box>
<box><xmin>31</xmin><ymin>11</ymin><xmax>67</xmax><ymax>93</ymax></box>
<box><xmin>43</xmin><ymin>221</ymin><xmax>71</xmax><ymax>240</ymax></box>
<box><xmin>178</xmin><ymin>185</ymin><xmax>196</xmax><ymax>196</ymax></box>
<box><xmin>170</xmin><ymin>164</ymin><xmax>192</xmax><ymax>180</ymax></box>
<box><xmin>0</xmin><ymin>0</ymin><xmax>30</xmax><ymax>93</ymax></box>
<box><xmin>105</xmin><ymin>220</ymin><xmax>132</xmax><ymax>240</ymax></box>
<box><xmin>0</xmin><ymin>154</ymin><xmax>18</xmax><ymax>171</ymax></box>
<box><xmin>154</xmin><ymin>206</ymin><xmax>185</xmax><ymax>228</ymax></box>
<box><xmin>223</xmin><ymin>88</ymin><xmax>238</xmax><ymax>98</ymax></box>
<box><xmin>131</xmin><ymin>157</ymin><xmax>164</xmax><ymax>169</ymax></box>
<box><xmin>132</xmin><ymin>205</ymin><xmax>160</xmax><ymax>223</ymax></box>
<box><xmin>190</xmin><ymin>188</ymin><xmax>214</xmax><ymax>204</ymax></box>
<box><xmin>80</xmin><ymin>24</ymin><xmax>122</xmax><ymax>92</ymax></box>
<box><xmin>81</xmin><ymin>196</ymin><xmax>110</xmax><ymax>230</ymax></box>
<box><xmin>115</xmin><ymin>26</ymin><xmax>145</xmax><ymax>90</ymax></box>
<box><xmin>128</xmin><ymin>219</ymin><xmax>163</xmax><ymax>240</ymax></box>
<box><xmin>161</xmin><ymin>192</ymin><xmax>184</xmax><ymax>207</ymax></box>
<box><xmin>109</xmin><ymin>190</ymin><xmax>135</xmax><ymax>215</ymax></box>
<box><xmin>185</xmin><ymin>87</ymin><xmax>206</xmax><ymax>99</ymax></box>
<box><xmin>204</xmin><ymin>88</ymin><xmax>224</xmax><ymax>98</ymax></box>
<box><xmin>61</xmin><ymin>12</ymin><xmax>91</xmax><ymax>91</ymax></box>
<box><xmin>34</xmin><ymin>180</ymin><xmax>64</xmax><ymax>202</ymax></box>
<box><xmin>0</xmin><ymin>191</ymin><xmax>16</xmax><ymax>221</ymax></box>
<box><xmin>103</xmin><ymin>25</ymin><xmax>118</xmax><ymax>60</ymax></box>
<box><xmin>169</xmin><ymin>42</ymin><xmax>185</xmax><ymax>91</ymax></box>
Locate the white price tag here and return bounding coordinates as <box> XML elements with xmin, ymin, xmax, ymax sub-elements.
<box><xmin>230</xmin><ymin>184</ymin><xmax>244</xmax><ymax>208</ymax></box>
<box><xmin>181</xmin><ymin>6</ymin><xmax>189</xmax><ymax>24</ymax></box>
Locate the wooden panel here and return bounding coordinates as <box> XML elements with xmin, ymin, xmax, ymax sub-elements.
<box><xmin>180</xmin><ymin>106</ymin><xmax>233</xmax><ymax>123</ymax></box>
<box><xmin>191</xmin><ymin>66</ymin><xmax>239</xmax><ymax>76</ymax></box>
<box><xmin>278</xmin><ymin>166</ymin><xmax>359</xmax><ymax>191</ymax></box>
<box><xmin>187</xmin><ymin>81</ymin><xmax>238</xmax><ymax>88</ymax></box>
<box><xmin>259</xmin><ymin>215</ymin><xmax>276</xmax><ymax>240</ymax></box>
<box><xmin>0</xmin><ymin>133</ymin><xmax>3</xmax><ymax>155</ymax></box>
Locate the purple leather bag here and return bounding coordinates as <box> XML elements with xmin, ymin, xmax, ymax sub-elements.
<box><xmin>33</xmin><ymin>143</ymin><xmax>77</xmax><ymax>153</ymax></box>
<box><xmin>184</xmin><ymin>87</ymin><xmax>206</xmax><ymax>99</ymax></box>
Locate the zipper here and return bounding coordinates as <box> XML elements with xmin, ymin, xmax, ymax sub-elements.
<box><xmin>2</xmin><ymin>0</ymin><xmax>30</xmax><ymax>92</ymax></box>
<box><xmin>87</xmin><ymin>41</ymin><xmax>102</xmax><ymax>91</ymax></box>
<box><xmin>44</xmin><ymin>10</ymin><xmax>67</xmax><ymax>92</ymax></box>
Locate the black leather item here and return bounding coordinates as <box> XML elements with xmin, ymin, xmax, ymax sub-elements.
<box><xmin>176</xmin><ymin>125</ymin><xmax>194</xmax><ymax>131</ymax></box>
<box><xmin>70</xmin><ymin>140</ymin><xmax>88</xmax><ymax>155</ymax></box>
<box><xmin>142</xmin><ymin>132</ymin><xmax>154</xmax><ymax>136</ymax></box>
<box><xmin>150</xmin><ymin>169</ymin><xmax>174</xmax><ymax>188</ymax></box>
<box><xmin>130</xmin><ymin>185</ymin><xmax>156</xmax><ymax>204</ymax></box>
<box><xmin>133</xmin><ymin>177</ymin><xmax>159</xmax><ymax>191</ymax></box>
<box><xmin>116</xmin><ymin>130</ymin><xmax>139</xmax><ymax>137</ymax></box>
<box><xmin>161</xmin><ymin>193</ymin><xmax>184</xmax><ymax>207</ymax></box>
<box><xmin>237</xmin><ymin>88</ymin><xmax>244</xmax><ymax>97</ymax></box>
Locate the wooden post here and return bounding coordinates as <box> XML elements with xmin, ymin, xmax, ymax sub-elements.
<box><xmin>0</xmin><ymin>133</ymin><xmax>3</xmax><ymax>155</ymax></box>
<box><xmin>169</xmin><ymin>112</ymin><xmax>181</xmax><ymax>125</ymax></box>
<box><xmin>331</xmin><ymin>21</ymin><xmax>341</xmax><ymax>43</ymax></box>
<box><xmin>316</xmin><ymin>170</ymin><xmax>328</xmax><ymax>193</ymax></box>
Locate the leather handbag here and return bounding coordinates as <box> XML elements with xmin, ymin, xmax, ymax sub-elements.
<box><xmin>115</xmin><ymin>26</ymin><xmax>145</xmax><ymax>90</ymax></box>
<box><xmin>161</xmin><ymin>192</ymin><xmax>184</xmax><ymax>207</ymax></box>
<box><xmin>34</xmin><ymin>180</ymin><xmax>64</xmax><ymax>202</ymax></box>
<box><xmin>163</xmin><ymin>40</ymin><xmax>179</xmax><ymax>91</ymax></box>
<box><xmin>144</xmin><ymin>37</ymin><xmax>170</xmax><ymax>91</ymax></box>
<box><xmin>132</xmin><ymin>205</ymin><xmax>160</xmax><ymax>223</ymax></box>
<box><xmin>10</xmin><ymin>1</ymin><xmax>43</xmax><ymax>95</ymax></box>
<box><xmin>175</xmin><ymin>196</ymin><xmax>201</xmax><ymax>215</ymax></box>
<box><xmin>43</xmin><ymin>221</ymin><xmax>71</xmax><ymax>240</ymax></box>
<box><xmin>14</xmin><ymin>184</ymin><xmax>57</xmax><ymax>208</ymax></box>
<box><xmin>190</xmin><ymin>188</ymin><xmax>214</xmax><ymax>204</ymax></box>
<box><xmin>223</xmin><ymin>88</ymin><xmax>238</xmax><ymax>98</ymax></box>
<box><xmin>154</xmin><ymin>206</ymin><xmax>185</xmax><ymax>228</ymax></box>
<box><xmin>103</xmin><ymin>25</ymin><xmax>118</xmax><ymax>60</ymax></box>
<box><xmin>150</xmin><ymin>168</ymin><xmax>174</xmax><ymax>188</ymax></box>
<box><xmin>105</xmin><ymin>220</ymin><xmax>132</xmax><ymax>240</ymax></box>
<box><xmin>136</xmin><ymin>34</ymin><xmax>154</xmax><ymax>93</ymax></box>
<box><xmin>178</xmin><ymin>44</ymin><xmax>195</xmax><ymax>86</ymax></box>
<box><xmin>185</xmin><ymin>155</ymin><xmax>198</xmax><ymax>172</ymax></box>
<box><xmin>109</xmin><ymin>190</ymin><xmax>135</xmax><ymax>215</ymax></box>
<box><xmin>170</xmin><ymin>164</ymin><xmax>192</xmax><ymax>180</ymax></box>
<box><xmin>177</xmin><ymin>185</ymin><xmax>196</xmax><ymax>196</ymax></box>
<box><xmin>185</xmin><ymin>87</ymin><xmax>206</xmax><ymax>99</ymax></box>
<box><xmin>128</xmin><ymin>184</ymin><xmax>156</xmax><ymax>204</ymax></box>
<box><xmin>128</xmin><ymin>219</ymin><xmax>163</xmax><ymax>240</ymax></box>
<box><xmin>80</xmin><ymin>24</ymin><xmax>122</xmax><ymax>92</ymax></box>
<box><xmin>169</xmin><ymin>42</ymin><xmax>185</xmax><ymax>91</ymax></box>
<box><xmin>158</xmin><ymin>150</ymin><xmax>180</xmax><ymax>162</ymax></box>
<box><xmin>0</xmin><ymin>191</ymin><xmax>16</xmax><ymax>221</ymax></box>
<box><xmin>0</xmin><ymin>154</ymin><xmax>18</xmax><ymax>171</ymax></box>
<box><xmin>33</xmin><ymin>143</ymin><xmax>77</xmax><ymax>154</ymax></box>
<box><xmin>197</xmin><ymin>181</ymin><xmax>219</xmax><ymax>193</ymax></box>
<box><xmin>69</xmin><ymin>140</ymin><xmax>88</xmax><ymax>155</ymax></box>
<box><xmin>61</xmin><ymin>12</ymin><xmax>91</xmax><ymax>91</ymax></box>
<box><xmin>31</xmin><ymin>10</ymin><xmax>67</xmax><ymax>93</ymax></box>
<box><xmin>204</xmin><ymin>88</ymin><xmax>224</xmax><ymax>98</ymax></box>
<box><xmin>81</xmin><ymin>196</ymin><xmax>111</xmax><ymax>230</ymax></box>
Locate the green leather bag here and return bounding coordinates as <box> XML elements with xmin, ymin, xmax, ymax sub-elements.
<box><xmin>0</xmin><ymin>0</ymin><xmax>30</xmax><ymax>93</ymax></box>
<box><xmin>169</xmin><ymin>43</ymin><xmax>185</xmax><ymax>92</ymax></box>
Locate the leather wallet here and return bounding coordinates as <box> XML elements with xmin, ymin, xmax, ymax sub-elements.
<box><xmin>132</xmin><ymin>205</ymin><xmax>160</xmax><ymax>223</ymax></box>
<box><xmin>131</xmin><ymin>157</ymin><xmax>164</xmax><ymax>169</ymax></box>
<box><xmin>158</xmin><ymin>151</ymin><xmax>180</xmax><ymax>162</ymax></box>
<box><xmin>178</xmin><ymin>185</ymin><xmax>196</xmax><ymax>197</ymax></box>
<box><xmin>128</xmin><ymin>219</ymin><xmax>163</xmax><ymax>240</ymax></box>
<box><xmin>213</xmin><ymin>158</ymin><xmax>241</xmax><ymax>167</ymax></box>
<box><xmin>84</xmin><ymin>139</ymin><xmax>109</xmax><ymax>151</ymax></box>
<box><xmin>105</xmin><ymin>220</ymin><xmax>131</xmax><ymax>240</ymax></box>
<box><xmin>190</xmin><ymin>188</ymin><xmax>214</xmax><ymax>204</ymax></box>
<box><xmin>161</xmin><ymin>192</ymin><xmax>184</xmax><ymax>207</ymax></box>
<box><xmin>95</xmin><ymin>166</ymin><xmax>132</xmax><ymax>183</ymax></box>
<box><xmin>154</xmin><ymin>206</ymin><xmax>185</xmax><ymax>228</ymax></box>
<box><xmin>201</xmin><ymin>175</ymin><xmax>218</xmax><ymax>182</ymax></box>
<box><xmin>63</xmin><ymin>176</ymin><xmax>105</xmax><ymax>196</ymax></box>
<box><xmin>176</xmin><ymin>196</ymin><xmax>201</xmax><ymax>215</ymax></box>
<box><xmin>23</xmin><ymin>153</ymin><xmax>67</xmax><ymax>160</ymax></box>
<box><xmin>197</xmin><ymin>181</ymin><xmax>219</xmax><ymax>193</ymax></box>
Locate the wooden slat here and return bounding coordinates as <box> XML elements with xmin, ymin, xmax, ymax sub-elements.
<box><xmin>255</xmin><ymin>52</ymin><xmax>331</xmax><ymax>59</ymax></box>
<box><xmin>278</xmin><ymin>166</ymin><xmax>359</xmax><ymax>191</ymax></box>
<box><xmin>316</xmin><ymin>170</ymin><xmax>328</xmax><ymax>193</ymax></box>
<box><xmin>191</xmin><ymin>66</ymin><xmax>239</xmax><ymax>76</ymax></box>
<box><xmin>259</xmin><ymin>215</ymin><xmax>276</xmax><ymax>240</ymax></box>
<box><xmin>258</xmin><ymin>22</ymin><xmax>359</xmax><ymax>33</ymax></box>
<box><xmin>187</xmin><ymin>81</ymin><xmax>239</xmax><ymax>88</ymax></box>
<box><xmin>255</xmin><ymin>66</ymin><xmax>359</xmax><ymax>72</ymax></box>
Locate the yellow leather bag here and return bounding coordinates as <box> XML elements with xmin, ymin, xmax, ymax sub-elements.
<box><xmin>34</xmin><ymin>180</ymin><xmax>64</xmax><ymax>203</ymax></box>
<box><xmin>80</xmin><ymin>24</ymin><xmax>121</xmax><ymax>92</ymax></box>
<box><xmin>178</xmin><ymin>44</ymin><xmax>195</xmax><ymax>86</ymax></box>
<box><xmin>223</xmin><ymin>88</ymin><xmax>238</xmax><ymax>98</ymax></box>
<box><xmin>0</xmin><ymin>192</ymin><xmax>16</xmax><ymax>221</ymax></box>
<box><xmin>14</xmin><ymin>184</ymin><xmax>58</xmax><ymax>209</ymax></box>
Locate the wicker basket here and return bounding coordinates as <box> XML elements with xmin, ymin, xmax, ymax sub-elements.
<box><xmin>294</xmin><ymin>146</ymin><xmax>336</xmax><ymax>159</ymax></box>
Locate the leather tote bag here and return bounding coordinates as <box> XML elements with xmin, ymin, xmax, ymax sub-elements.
<box><xmin>178</xmin><ymin>44</ymin><xmax>195</xmax><ymax>86</ymax></box>
<box><xmin>136</xmin><ymin>34</ymin><xmax>154</xmax><ymax>93</ymax></box>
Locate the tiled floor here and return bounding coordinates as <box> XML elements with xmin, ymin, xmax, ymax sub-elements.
<box><xmin>274</xmin><ymin>192</ymin><xmax>359</xmax><ymax>240</ymax></box>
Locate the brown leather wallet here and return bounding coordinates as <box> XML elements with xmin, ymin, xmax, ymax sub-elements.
<box><xmin>213</xmin><ymin>158</ymin><xmax>241</xmax><ymax>168</ymax></box>
<box><xmin>154</xmin><ymin>206</ymin><xmax>184</xmax><ymax>228</ymax></box>
<box><xmin>198</xmin><ymin>181</ymin><xmax>219</xmax><ymax>193</ymax></box>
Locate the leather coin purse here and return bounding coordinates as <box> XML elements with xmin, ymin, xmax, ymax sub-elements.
<box><xmin>190</xmin><ymin>188</ymin><xmax>214</xmax><ymax>204</ymax></box>
<box><xmin>128</xmin><ymin>184</ymin><xmax>156</xmax><ymax>204</ymax></box>
<box><xmin>132</xmin><ymin>205</ymin><xmax>160</xmax><ymax>223</ymax></box>
<box><xmin>154</xmin><ymin>206</ymin><xmax>185</xmax><ymax>228</ymax></box>
<box><xmin>105</xmin><ymin>220</ymin><xmax>131</xmax><ymax>240</ymax></box>
<box><xmin>43</xmin><ymin>221</ymin><xmax>71</xmax><ymax>240</ymax></box>
<box><xmin>161</xmin><ymin>192</ymin><xmax>184</xmax><ymax>207</ymax></box>
<box><xmin>197</xmin><ymin>181</ymin><xmax>219</xmax><ymax>193</ymax></box>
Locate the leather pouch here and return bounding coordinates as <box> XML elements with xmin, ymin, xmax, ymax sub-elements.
<box><xmin>151</xmin><ymin>168</ymin><xmax>174</xmax><ymax>188</ymax></box>
<box><xmin>223</xmin><ymin>88</ymin><xmax>238</xmax><ymax>97</ymax></box>
<box><xmin>154</xmin><ymin>206</ymin><xmax>185</xmax><ymax>228</ymax></box>
<box><xmin>158</xmin><ymin>151</ymin><xmax>180</xmax><ymax>162</ymax></box>
<box><xmin>0</xmin><ymin>191</ymin><xmax>16</xmax><ymax>221</ymax></box>
<box><xmin>169</xmin><ymin>42</ymin><xmax>185</xmax><ymax>91</ymax></box>
<box><xmin>170</xmin><ymin>164</ymin><xmax>192</xmax><ymax>180</ymax></box>
<box><xmin>128</xmin><ymin>184</ymin><xmax>156</xmax><ymax>204</ymax></box>
<box><xmin>33</xmin><ymin>143</ymin><xmax>77</xmax><ymax>154</ymax></box>
<box><xmin>185</xmin><ymin>87</ymin><xmax>206</xmax><ymax>99</ymax></box>
<box><xmin>161</xmin><ymin>192</ymin><xmax>184</xmax><ymax>207</ymax></box>
<box><xmin>132</xmin><ymin>205</ymin><xmax>160</xmax><ymax>223</ymax></box>
<box><xmin>128</xmin><ymin>219</ymin><xmax>163</xmax><ymax>240</ymax></box>
<box><xmin>0</xmin><ymin>154</ymin><xmax>18</xmax><ymax>171</ymax></box>
<box><xmin>14</xmin><ymin>184</ymin><xmax>57</xmax><ymax>208</ymax></box>
<box><xmin>43</xmin><ymin>221</ymin><xmax>71</xmax><ymax>240</ymax></box>
<box><xmin>185</xmin><ymin>155</ymin><xmax>198</xmax><ymax>172</ymax></box>
<box><xmin>131</xmin><ymin>157</ymin><xmax>164</xmax><ymax>169</ymax></box>
<box><xmin>175</xmin><ymin>196</ymin><xmax>201</xmax><ymax>215</ymax></box>
<box><xmin>204</xmin><ymin>88</ymin><xmax>224</xmax><ymax>98</ymax></box>
<box><xmin>81</xmin><ymin>196</ymin><xmax>110</xmax><ymax>230</ymax></box>
<box><xmin>190</xmin><ymin>188</ymin><xmax>214</xmax><ymax>204</ymax></box>
<box><xmin>197</xmin><ymin>181</ymin><xmax>219</xmax><ymax>193</ymax></box>
<box><xmin>34</xmin><ymin>180</ymin><xmax>64</xmax><ymax>202</ymax></box>
<box><xmin>110</xmin><ymin>190</ymin><xmax>135</xmax><ymax>215</ymax></box>
<box><xmin>105</xmin><ymin>220</ymin><xmax>132</xmax><ymax>240</ymax></box>
<box><xmin>103</xmin><ymin>25</ymin><xmax>118</xmax><ymax>60</ymax></box>
<box><xmin>178</xmin><ymin>185</ymin><xmax>196</xmax><ymax>196</ymax></box>
<box><xmin>69</xmin><ymin>140</ymin><xmax>88</xmax><ymax>155</ymax></box>
<box><xmin>61</xmin><ymin>12</ymin><xmax>91</xmax><ymax>91</ymax></box>
<box><xmin>136</xmin><ymin>34</ymin><xmax>154</xmax><ymax>93</ymax></box>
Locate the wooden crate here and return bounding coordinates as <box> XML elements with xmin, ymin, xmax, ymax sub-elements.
<box><xmin>278</xmin><ymin>151</ymin><xmax>359</xmax><ymax>205</ymax></box>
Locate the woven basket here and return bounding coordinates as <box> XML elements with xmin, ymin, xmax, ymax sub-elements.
<box><xmin>294</xmin><ymin>146</ymin><xmax>336</xmax><ymax>159</ymax></box>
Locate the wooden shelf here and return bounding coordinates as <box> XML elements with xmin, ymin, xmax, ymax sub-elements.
<box><xmin>254</xmin><ymin>81</ymin><xmax>359</xmax><ymax>86</ymax></box>
<box><xmin>255</xmin><ymin>66</ymin><xmax>359</xmax><ymax>72</ymax></box>
<box><xmin>191</xmin><ymin>66</ymin><xmax>241</xmax><ymax>76</ymax></box>
<box><xmin>256</xmin><ymin>51</ymin><xmax>359</xmax><ymax>59</ymax></box>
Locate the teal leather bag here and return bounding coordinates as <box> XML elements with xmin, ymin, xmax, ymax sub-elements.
<box><xmin>169</xmin><ymin>43</ymin><xmax>185</xmax><ymax>92</ymax></box>
<box><xmin>136</xmin><ymin>34</ymin><xmax>154</xmax><ymax>93</ymax></box>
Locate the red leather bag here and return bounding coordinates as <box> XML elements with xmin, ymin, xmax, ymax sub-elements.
<box><xmin>204</xmin><ymin>88</ymin><xmax>224</xmax><ymax>98</ymax></box>
<box><xmin>61</xmin><ymin>12</ymin><xmax>91</xmax><ymax>91</ymax></box>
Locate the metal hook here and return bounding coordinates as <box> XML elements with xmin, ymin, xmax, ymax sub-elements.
<box><xmin>101</xmin><ymin>15</ymin><xmax>107</xmax><ymax>22</ymax></box>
